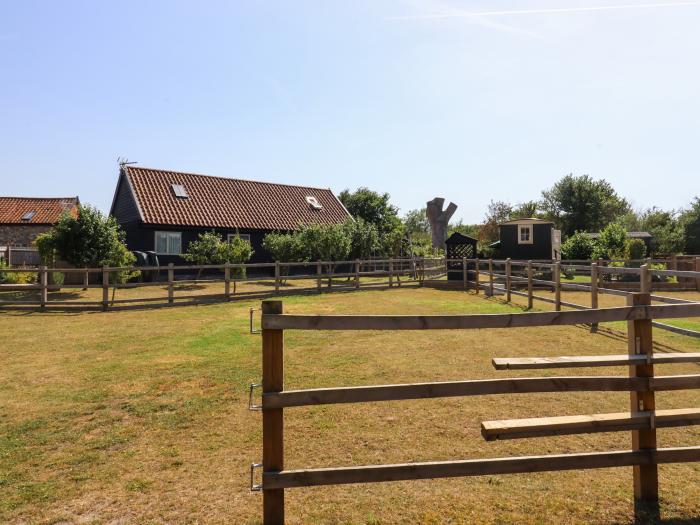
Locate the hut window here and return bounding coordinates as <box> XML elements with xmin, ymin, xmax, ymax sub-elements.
<box><xmin>228</xmin><ymin>233</ymin><xmax>251</xmax><ymax>244</ymax></box>
<box><xmin>155</xmin><ymin>231</ymin><xmax>182</xmax><ymax>254</ymax></box>
<box><xmin>518</xmin><ymin>224</ymin><xmax>533</xmax><ymax>245</ymax></box>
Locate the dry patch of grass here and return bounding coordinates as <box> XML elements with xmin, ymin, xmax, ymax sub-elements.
<box><xmin>2</xmin><ymin>287</ymin><xmax>700</xmax><ymax>524</ymax></box>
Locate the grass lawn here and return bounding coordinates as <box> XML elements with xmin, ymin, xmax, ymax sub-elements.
<box><xmin>3</xmin><ymin>286</ymin><xmax>700</xmax><ymax>524</ymax></box>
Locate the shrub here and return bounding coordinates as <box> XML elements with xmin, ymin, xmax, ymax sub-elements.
<box><xmin>591</xmin><ymin>222</ymin><xmax>627</xmax><ymax>260</ymax></box>
<box><xmin>184</xmin><ymin>231</ymin><xmax>254</xmax><ymax>278</ymax></box>
<box><xmin>561</xmin><ymin>232</ymin><xmax>595</xmax><ymax>261</ymax></box>
<box><xmin>624</xmin><ymin>238</ymin><xmax>647</xmax><ymax>262</ymax></box>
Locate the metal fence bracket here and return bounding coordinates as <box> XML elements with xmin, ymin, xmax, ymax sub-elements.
<box><xmin>248</xmin><ymin>382</ymin><xmax>262</xmax><ymax>411</ymax></box>
<box><xmin>250</xmin><ymin>462</ymin><xmax>263</xmax><ymax>492</ymax></box>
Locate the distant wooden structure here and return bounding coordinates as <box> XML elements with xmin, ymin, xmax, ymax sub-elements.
<box><xmin>446</xmin><ymin>232</ymin><xmax>477</xmax><ymax>282</ymax></box>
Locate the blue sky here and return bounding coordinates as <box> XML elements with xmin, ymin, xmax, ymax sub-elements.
<box><xmin>1</xmin><ymin>1</ymin><xmax>699</xmax><ymax>223</ymax></box>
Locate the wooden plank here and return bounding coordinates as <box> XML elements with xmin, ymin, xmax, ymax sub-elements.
<box><xmin>264</xmin><ymin>376</ymin><xmax>648</xmax><ymax>409</ymax></box>
<box><xmin>262</xmin><ymin>300</ymin><xmax>285</xmax><ymax>525</ymax></box>
<box><xmin>262</xmin><ymin>446</ymin><xmax>700</xmax><ymax>489</ymax></box>
<box><xmin>652</xmin><ymin>322</ymin><xmax>700</xmax><ymax>338</ymax></box>
<box><xmin>262</xmin><ymin>303</ymin><xmax>700</xmax><ymax>331</ymax></box>
<box><xmin>482</xmin><ymin>408</ymin><xmax>700</xmax><ymax>441</ymax></box>
<box><xmin>628</xmin><ymin>292</ymin><xmax>658</xmax><ymax>505</ymax></box>
<box><xmin>493</xmin><ymin>353</ymin><xmax>700</xmax><ymax>370</ymax></box>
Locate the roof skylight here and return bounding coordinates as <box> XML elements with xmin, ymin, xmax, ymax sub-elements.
<box><xmin>171</xmin><ymin>184</ymin><xmax>188</xmax><ymax>198</ymax></box>
<box><xmin>21</xmin><ymin>211</ymin><xmax>36</xmax><ymax>221</ymax></box>
<box><xmin>305</xmin><ymin>196</ymin><xmax>322</xmax><ymax>210</ymax></box>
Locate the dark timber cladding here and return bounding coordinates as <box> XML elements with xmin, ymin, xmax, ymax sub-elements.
<box><xmin>109</xmin><ymin>165</ymin><xmax>351</xmax><ymax>265</ymax></box>
<box><xmin>497</xmin><ymin>218</ymin><xmax>561</xmax><ymax>260</ymax></box>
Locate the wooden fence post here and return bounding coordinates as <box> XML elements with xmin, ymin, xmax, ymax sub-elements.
<box><xmin>527</xmin><ymin>260</ymin><xmax>533</xmax><ymax>309</ymax></box>
<box><xmin>591</xmin><ymin>263</ymin><xmax>599</xmax><ymax>332</ymax></box>
<box><xmin>389</xmin><ymin>258</ymin><xmax>394</xmax><ymax>288</ymax></box>
<box><xmin>696</xmin><ymin>257</ymin><xmax>700</xmax><ymax>291</ymax></box>
<box><xmin>224</xmin><ymin>262</ymin><xmax>231</xmax><ymax>301</ymax></box>
<box><xmin>83</xmin><ymin>267</ymin><xmax>89</xmax><ymax>291</ymax></box>
<box><xmin>419</xmin><ymin>258</ymin><xmax>425</xmax><ymax>287</ymax></box>
<box><xmin>474</xmin><ymin>258</ymin><xmax>480</xmax><ymax>294</ymax></box>
<box><xmin>627</xmin><ymin>292</ymin><xmax>659</xmax><ymax>519</ymax></box>
<box><xmin>462</xmin><ymin>257</ymin><xmax>467</xmax><ymax>290</ymax></box>
<box><xmin>40</xmin><ymin>265</ymin><xmax>48</xmax><ymax>309</ymax></box>
<box><xmin>488</xmin><ymin>259</ymin><xmax>494</xmax><ymax>296</ymax></box>
<box><xmin>102</xmin><ymin>265</ymin><xmax>109</xmax><ymax>311</ymax></box>
<box><xmin>355</xmin><ymin>259</ymin><xmax>360</xmax><ymax>289</ymax></box>
<box><xmin>505</xmin><ymin>258</ymin><xmax>511</xmax><ymax>302</ymax></box>
<box><xmin>274</xmin><ymin>261</ymin><xmax>280</xmax><ymax>294</ymax></box>
<box><xmin>640</xmin><ymin>264</ymin><xmax>650</xmax><ymax>294</ymax></box>
<box><xmin>167</xmin><ymin>263</ymin><xmax>174</xmax><ymax>305</ymax></box>
<box><xmin>554</xmin><ymin>262</ymin><xmax>561</xmax><ymax>312</ymax></box>
<box><xmin>316</xmin><ymin>261</ymin><xmax>322</xmax><ymax>292</ymax></box>
<box><xmin>262</xmin><ymin>300</ymin><xmax>285</xmax><ymax>525</ymax></box>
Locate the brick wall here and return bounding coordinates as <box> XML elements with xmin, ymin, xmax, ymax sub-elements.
<box><xmin>0</xmin><ymin>225</ymin><xmax>51</xmax><ymax>247</ymax></box>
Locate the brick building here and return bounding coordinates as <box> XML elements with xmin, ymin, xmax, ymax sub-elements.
<box><xmin>0</xmin><ymin>197</ymin><xmax>79</xmax><ymax>247</ymax></box>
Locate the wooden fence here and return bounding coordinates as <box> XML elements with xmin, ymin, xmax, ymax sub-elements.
<box><xmin>251</xmin><ymin>297</ymin><xmax>700</xmax><ymax>524</ymax></box>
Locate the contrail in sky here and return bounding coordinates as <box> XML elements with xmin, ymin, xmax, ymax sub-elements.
<box><xmin>396</xmin><ymin>1</ymin><xmax>700</xmax><ymax>19</ymax></box>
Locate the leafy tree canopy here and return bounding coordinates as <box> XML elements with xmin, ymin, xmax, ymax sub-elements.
<box><xmin>338</xmin><ymin>187</ymin><xmax>402</xmax><ymax>235</ymax></box>
<box><xmin>560</xmin><ymin>231</ymin><xmax>595</xmax><ymax>261</ymax></box>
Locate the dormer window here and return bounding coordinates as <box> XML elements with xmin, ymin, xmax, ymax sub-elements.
<box><xmin>21</xmin><ymin>211</ymin><xmax>36</xmax><ymax>222</ymax></box>
<box><xmin>171</xmin><ymin>184</ymin><xmax>188</xmax><ymax>198</ymax></box>
<box><xmin>305</xmin><ymin>195</ymin><xmax>322</xmax><ymax>210</ymax></box>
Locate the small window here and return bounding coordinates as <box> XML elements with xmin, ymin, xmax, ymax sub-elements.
<box><xmin>21</xmin><ymin>211</ymin><xmax>36</xmax><ymax>221</ymax></box>
<box><xmin>171</xmin><ymin>184</ymin><xmax>188</xmax><ymax>198</ymax></box>
<box><xmin>228</xmin><ymin>233</ymin><xmax>251</xmax><ymax>244</ymax></box>
<box><xmin>155</xmin><ymin>231</ymin><xmax>182</xmax><ymax>254</ymax></box>
<box><xmin>518</xmin><ymin>224</ymin><xmax>533</xmax><ymax>245</ymax></box>
<box><xmin>305</xmin><ymin>195</ymin><xmax>322</xmax><ymax>210</ymax></box>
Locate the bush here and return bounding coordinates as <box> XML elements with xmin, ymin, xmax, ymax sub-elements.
<box><xmin>184</xmin><ymin>231</ymin><xmax>254</xmax><ymax>278</ymax></box>
<box><xmin>591</xmin><ymin>222</ymin><xmax>627</xmax><ymax>260</ymax></box>
<box><xmin>561</xmin><ymin>231</ymin><xmax>595</xmax><ymax>261</ymax></box>
<box><xmin>624</xmin><ymin>238</ymin><xmax>647</xmax><ymax>262</ymax></box>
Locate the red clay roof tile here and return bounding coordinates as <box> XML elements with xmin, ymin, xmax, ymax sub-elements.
<box><xmin>0</xmin><ymin>197</ymin><xmax>79</xmax><ymax>224</ymax></box>
<box><xmin>122</xmin><ymin>166</ymin><xmax>351</xmax><ymax>230</ymax></box>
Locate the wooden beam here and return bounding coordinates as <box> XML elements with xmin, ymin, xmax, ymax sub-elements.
<box><xmin>492</xmin><ymin>353</ymin><xmax>700</xmax><ymax>370</ymax></box>
<box><xmin>482</xmin><ymin>408</ymin><xmax>700</xmax><ymax>441</ymax></box>
<box><xmin>262</xmin><ymin>446</ymin><xmax>700</xmax><ymax>489</ymax></box>
<box><xmin>260</xmin><ymin>375</ymin><xmax>700</xmax><ymax>409</ymax></box>
<box><xmin>262</xmin><ymin>300</ymin><xmax>285</xmax><ymax>525</ymax></box>
<box><xmin>262</xmin><ymin>303</ymin><xmax>700</xmax><ymax>331</ymax></box>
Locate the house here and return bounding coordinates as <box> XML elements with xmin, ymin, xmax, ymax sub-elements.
<box><xmin>109</xmin><ymin>165</ymin><xmax>352</xmax><ymax>264</ymax></box>
<box><xmin>584</xmin><ymin>231</ymin><xmax>653</xmax><ymax>253</ymax></box>
<box><xmin>0</xmin><ymin>196</ymin><xmax>79</xmax><ymax>248</ymax></box>
<box><xmin>494</xmin><ymin>218</ymin><xmax>561</xmax><ymax>260</ymax></box>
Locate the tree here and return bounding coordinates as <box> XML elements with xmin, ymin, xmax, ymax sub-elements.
<box><xmin>681</xmin><ymin>198</ymin><xmax>700</xmax><ymax>254</ymax></box>
<box><xmin>540</xmin><ymin>174</ymin><xmax>630</xmax><ymax>236</ymax></box>
<box><xmin>511</xmin><ymin>201</ymin><xmax>540</xmax><ymax>220</ymax></box>
<box><xmin>344</xmin><ymin>218</ymin><xmax>380</xmax><ymax>260</ymax></box>
<box><xmin>338</xmin><ymin>187</ymin><xmax>402</xmax><ymax>236</ymax></box>
<box><xmin>263</xmin><ymin>232</ymin><xmax>303</xmax><ymax>263</ymax></box>
<box><xmin>560</xmin><ymin>231</ymin><xmax>595</xmax><ymax>261</ymax></box>
<box><xmin>403</xmin><ymin>208</ymin><xmax>430</xmax><ymax>242</ymax></box>
<box><xmin>625</xmin><ymin>238</ymin><xmax>647</xmax><ymax>261</ymax></box>
<box><xmin>34</xmin><ymin>205</ymin><xmax>136</xmax><ymax>284</ymax></box>
<box><xmin>478</xmin><ymin>200</ymin><xmax>512</xmax><ymax>246</ymax></box>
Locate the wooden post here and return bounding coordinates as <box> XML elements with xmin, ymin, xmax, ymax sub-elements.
<box><xmin>554</xmin><ymin>262</ymin><xmax>561</xmax><ymax>312</ymax></box>
<box><xmin>102</xmin><ymin>265</ymin><xmax>109</xmax><ymax>311</ymax></box>
<box><xmin>640</xmin><ymin>264</ymin><xmax>650</xmax><ymax>294</ymax></box>
<box><xmin>40</xmin><ymin>265</ymin><xmax>48</xmax><ymax>308</ymax></box>
<box><xmin>167</xmin><ymin>263</ymin><xmax>174</xmax><ymax>305</ymax></box>
<box><xmin>598</xmin><ymin>258</ymin><xmax>604</xmax><ymax>289</ymax></box>
<box><xmin>462</xmin><ymin>257</ymin><xmax>467</xmax><ymax>291</ymax></box>
<box><xmin>316</xmin><ymin>261</ymin><xmax>322</xmax><ymax>292</ymax></box>
<box><xmin>262</xmin><ymin>300</ymin><xmax>285</xmax><ymax>525</ymax></box>
<box><xmin>627</xmin><ymin>292</ymin><xmax>658</xmax><ymax>519</ymax></box>
<box><xmin>591</xmin><ymin>263</ymin><xmax>599</xmax><ymax>333</ymax></box>
<box><xmin>488</xmin><ymin>259</ymin><xmax>494</xmax><ymax>296</ymax></box>
<box><xmin>474</xmin><ymin>258</ymin><xmax>480</xmax><ymax>294</ymax></box>
<box><xmin>389</xmin><ymin>258</ymin><xmax>394</xmax><ymax>288</ymax></box>
<box><xmin>224</xmin><ymin>262</ymin><xmax>231</xmax><ymax>301</ymax></box>
<box><xmin>670</xmin><ymin>253</ymin><xmax>677</xmax><ymax>272</ymax></box>
<box><xmin>355</xmin><ymin>259</ymin><xmax>360</xmax><ymax>289</ymax></box>
<box><xmin>527</xmin><ymin>260</ymin><xmax>533</xmax><ymax>310</ymax></box>
<box><xmin>505</xmin><ymin>258</ymin><xmax>511</xmax><ymax>302</ymax></box>
<box><xmin>696</xmin><ymin>257</ymin><xmax>700</xmax><ymax>291</ymax></box>
<box><xmin>83</xmin><ymin>267</ymin><xmax>89</xmax><ymax>291</ymax></box>
<box><xmin>274</xmin><ymin>261</ymin><xmax>280</xmax><ymax>294</ymax></box>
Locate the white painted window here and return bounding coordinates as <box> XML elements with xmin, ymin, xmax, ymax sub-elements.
<box><xmin>228</xmin><ymin>233</ymin><xmax>251</xmax><ymax>244</ymax></box>
<box><xmin>155</xmin><ymin>231</ymin><xmax>182</xmax><ymax>254</ymax></box>
<box><xmin>518</xmin><ymin>224</ymin><xmax>533</xmax><ymax>245</ymax></box>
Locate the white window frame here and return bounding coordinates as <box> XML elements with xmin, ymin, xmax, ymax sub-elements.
<box><xmin>155</xmin><ymin>231</ymin><xmax>182</xmax><ymax>255</ymax></box>
<box><xmin>518</xmin><ymin>224</ymin><xmax>533</xmax><ymax>245</ymax></box>
<box><xmin>228</xmin><ymin>233</ymin><xmax>251</xmax><ymax>244</ymax></box>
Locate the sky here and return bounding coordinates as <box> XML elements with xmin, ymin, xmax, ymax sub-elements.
<box><xmin>1</xmin><ymin>0</ymin><xmax>699</xmax><ymax>224</ymax></box>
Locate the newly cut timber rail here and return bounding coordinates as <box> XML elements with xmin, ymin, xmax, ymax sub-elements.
<box><xmin>481</xmin><ymin>408</ymin><xmax>700</xmax><ymax>441</ymax></box>
<box><xmin>492</xmin><ymin>353</ymin><xmax>700</xmax><ymax>370</ymax></box>
<box><xmin>261</xmin><ymin>374</ymin><xmax>700</xmax><ymax>408</ymax></box>
<box><xmin>261</xmin><ymin>303</ymin><xmax>700</xmax><ymax>331</ymax></box>
<box><xmin>262</xmin><ymin>446</ymin><xmax>700</xmax><ymax>489</ymax></box>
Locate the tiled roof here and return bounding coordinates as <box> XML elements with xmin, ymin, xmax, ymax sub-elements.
<box><xmin>0</xmin><ymin>197</ymin><xmax>79</xmax><ymax>224</ymax></box>
<box><xmin>120</xmin><ymin>166</ymin><xmax>351</xmax><ymax>230</ymax></box>
<box><xmin>585</xmin><ymin>231</ymin><xmax>653</xmax><ymax>239</ymax></box>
